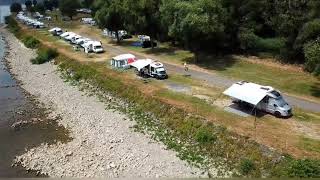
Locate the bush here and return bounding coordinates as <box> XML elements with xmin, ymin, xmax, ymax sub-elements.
<box><xmin>239</xmin><ymin>158</ymin><xmax>255</xmax><ymax>175</ymax></box>
<box><xmin>285</xmin><ymin>159</ymin><xmax>320</xmax><ymax>178</ymax></box>
<box><xmin>238</xmin><ymin>29</ymin><xmax>259</xmax><ymax>53</ymax></box>
<box><xmin>5</xmin><ymin>16</ymin><xmax>20</xmax><ymax>34</ymax></box>
<box><xmin>31</xmin><ymin>48</ymin><xmax>58</xmax><ymax>64</ymax></box>
<box><xmin>195</xmin><ymin>126</ymin><xmax>216</xmax><ymax>144</ymax></box>
<box><xmin>303</xmin><ymin>39</ymin><xmax>320</xmax><ymax>76</ymax></box>
<box><xmin>23</xmin><ymin>36</ymin><xmax>40</xmax><ymax>49</ymax></box>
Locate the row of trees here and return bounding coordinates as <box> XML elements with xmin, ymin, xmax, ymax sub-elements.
<box><xmin>10</xmin><ymin>0</ymin><xmax>320</xmax><ymax>75</ymax></box>
<box><xmin>92</xmin><ymin>0</ymin><xmax>320</xmax><ymax>75</ymax></box>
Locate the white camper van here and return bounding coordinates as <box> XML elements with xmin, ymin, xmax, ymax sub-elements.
<box><xmin>130</xmin><ymin>59</ymin><xmax>168</xmax><ymax>79</ymax></box>
<box><xmin>82</xmin><ymin>41</ymin><xmax>104</xmax><ymax>53</ymax></box>
<box><xmin>49</xmin><ymin>27</ymin><xmax>63</xmax><ymax>36</ymax></box>
<box><xmin>223</xmin><ymin>81</ymin><xmax>292</xmax><ymax>117</ymax></box>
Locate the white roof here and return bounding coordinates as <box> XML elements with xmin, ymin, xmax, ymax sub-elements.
<box><xmin>130</xmin><ymin>59</ymin><xmax>153</xmax><ymax>71</ymax></box>
<box><xmin>150</xmin><ymin>61</ymin><xmax>164</xmax><ymax>68</ymax></box>
<box><xmin>92</xmin><ymin>41</ymin><xmax>102</xmax><ymax>46</ymax></box>
<box><xmin>113</xmin><ymin>54</ymin><xmax>135</xmax><ymax>61</ymax></box>
<box><xmin>49</xmin><ymin>27</ymin><xmax>62</xmax><ymax>32</ymax></box>
<box><xmin>60</xmin><ymin>32</ymin><xmax>73</xmax><ymax>37</ymax></box>
<box><xmin>223</xmin><ymin>81</ymin><xmax>273</xmax><ymax>105</ymax></box>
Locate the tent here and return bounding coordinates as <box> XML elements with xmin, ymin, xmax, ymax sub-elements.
<box><xmin>111</xmin><ymin>54</ymin><xmax>136</xmax><ymax>69</ymax></box>
<box><xmin>223</xmin><ymin>81</ymin><xmax>272</xmax><ymax>106</ymax></box>
<box><xmin>130</xmin><ymin>59</ymin><xmax>153</xmax><ymax>71</ymax></box>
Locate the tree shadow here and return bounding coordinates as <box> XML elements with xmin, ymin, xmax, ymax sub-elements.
<box><xmin>310</xmin><ymin>82</ymin><xmax>320</xmax><ymax>98</ymax></box>
<box><xmin>182</xmin><ymin>54</ymin><xmax>238</xmax><ymax>72</ymax></box>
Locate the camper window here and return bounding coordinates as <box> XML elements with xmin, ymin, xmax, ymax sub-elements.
<box><xmin>270</xmin><ymin>90</ymin><xmax>281</xmax><ymax>97</ymax></box>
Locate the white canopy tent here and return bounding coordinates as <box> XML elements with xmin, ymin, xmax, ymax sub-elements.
<box><xmin>223</xmin><ymin>81</ymin><xmax>270</xmax><ymax>106</ymax></box>
<box><xmin>130</xmin><ymin>59</ymin><xmax>153</xmax><ymax>71</ymax></box>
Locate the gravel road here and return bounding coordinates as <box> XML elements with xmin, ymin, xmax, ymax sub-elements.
<box><xmin>101</xmin><ymin>42</ymin><xmax>320</xmax><ymax>113</ymax></box>
<box><xmin>1</xmin><ymin>28</ymin><xmax>205</xmax><ymax>178</ymax></box>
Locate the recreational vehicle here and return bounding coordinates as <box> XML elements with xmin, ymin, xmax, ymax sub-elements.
<box><xmin>223</xmin><ymin>81</ymin><xmax>292</xmax><ymax>117</ymax></box>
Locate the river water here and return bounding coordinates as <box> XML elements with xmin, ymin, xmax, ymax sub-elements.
<box><xmin>0</xmin><ymin>31</ymin><xmax>69</xmax><ymax>177</ymax></box>
<box><xmin>0</xmin><ymin>5</ymin><xmax>11</xmax><ymax>24</ymax></box>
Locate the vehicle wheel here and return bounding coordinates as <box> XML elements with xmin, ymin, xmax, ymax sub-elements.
<box><xmin>274</xmin><ymin>111</ymin><xmax>281</xmax><ymax>118</ymax></box>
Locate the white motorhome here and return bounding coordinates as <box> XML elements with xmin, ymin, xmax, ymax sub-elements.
<box><xmin>76</xmin><ymin>38</ymin><xmax>92</xmax><ymax>46</ymax></box>
<box><xmin>70</xmin><ymin>35</ymin><xmax>82</xmax><ymax>44</ymax></box>
<box><xmin>223</xmin><ymin>81</ymin><xmax>292</xmax><ymax>117</ymax></box>
<box><xmin>82</xmin><ymin>41</ymin><xmax>104</xmax><ymax>53</ymax></box>
<box><xmin>111</xmin><ymin>54</ymin><xmax>136</xmax><ymax>69</ymax></box>
<box><xmin>60</xmin><ymin>32</ymin><xmax>73</xmax><ymax>38</ymax></box>
<box><xmin>49</xmin><ymin>27</ymin><xmax>63</xmax><ymax>36</ymax></box>
<box><xmin>130</xmin><ymin>59</ymin><xmax>168</xmax><ymax>79</ymax></box>
<box><xmin>64</xmin><ymin>33</ymin><xmax>77</xmax><ymax>42</ymax></box>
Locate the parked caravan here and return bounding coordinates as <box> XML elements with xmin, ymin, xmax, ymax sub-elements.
<box><xmin>130</xmin><ymin>59</ymin><xmax>168</xmax><ymax>79</ymax></box>
<box><xmin>49</xmin><ymin>27</ymin><xmax>63</xmax><ymax>36</ymax></box>
<box><xmin>82</xmin><ymin>41</ymin><xmax>104</xmax><ymax>53</ymax></box>
<box><xmin>223</xmin><ymin>81</ymin><xmax>292</xmax><ymax>117</ymax></box>
<box><xmin>111</xmin><ymin>54</ymin><xmax>136</xmax><ymax>69</ymax></box>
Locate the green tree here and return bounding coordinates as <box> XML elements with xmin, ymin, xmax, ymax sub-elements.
<box><xmin>44</xmin><ymin>0</ymin><xmax>53</xmax><ymax>11</ymax></box>
<box><xmin>304</xmin><ymin>39</ymin><xmax>320</xmax><ymax>75</ymax></box>
<box><xmin>94</xmin><ymin>0</ymin><xmax>126</xmax><ymax>43</ymax></box>
<box><xmin>82</xmin><ymin>0</ymin><xmax>94</xmax><ymax>8</ymax></box>
<box><xmin>33</xmin><ymin>0</ymin><xmax>38</xmax><ymax>6</ymax></box>
<box><xmin>161</xmin><ymin>0</ymin><xmax>226</xmax><ymax>62</ymax></box>
<box><xmin>59</xmin><ymin>0</ymin><xmax>81</xmax><ymax>20</ymax></box>
<box><xmin>25</xmin><ymin>0</ymin><xmax>33</xmax><ymax>11</ymax></box>
<box><xmin>10</xmin><ymin>2</ymin><xmax>22</xmax><ymax>13</ymax></box>
<box><xmin>34</xmin><ymin>3</ymin><xmax>46</xmax><ymax>14</ymax></box>
<box><xmin>51</xmin><ymin>0</ymin><xmax>59</xmax><ymax>8</ymax></box>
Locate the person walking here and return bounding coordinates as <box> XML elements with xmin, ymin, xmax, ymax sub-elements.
<box><xmin>184</xmin><ymin>62</ymin><xmax>188</xmax><ymax>72</ymax></box>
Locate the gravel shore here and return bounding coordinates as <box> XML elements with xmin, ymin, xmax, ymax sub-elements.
<box><xmin>1</xmin><ymin>27</ymin><xmax>204</xmax><ymax>178</ymax></box>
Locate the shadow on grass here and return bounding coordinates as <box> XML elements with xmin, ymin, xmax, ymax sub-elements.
<box><xmin>183</xmin><ymin>54</ymin><xmax>238</xmax><ymax>72</ymax></box>
<box><xmin>310</xmin><ymin>82</ymin><xmax>320</xmax><ymax>98</ymax></box>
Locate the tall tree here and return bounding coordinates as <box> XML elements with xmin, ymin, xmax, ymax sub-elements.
<box><xmin>25</xmin><ymin>0</ymin><xmax>33</xmax><ymax>11</ymax></box>
<box><xmin>34</xmin><ymin>3</ymin><xmax>45</xmax><ymax>14</ymax></box>
<box><xmin>43</xmin><ymin>0</ymin><xmax>53</xmax><ymax>11</ymax></box>
<box><xmin>82</xmin><ymin>0</ymin><xmax>94</xmax><ymax>8</ymax></box>
<box><xmin>95</xmin><ymin>0</ymin><xmax>126</xmax><ymax>43</ymax></box>
<box><xmin>33</xmin><ymin>0</ymin><xmax>38</xmax><ymax>6</ymax></box>
<box><xmin>59</xmin><ymin>0</ymin><xmax>81</xmax><ymax>20</ymax></box>
<box><xmin>10</xmin><ymin>2</ymin><xmax>22</xmax><ymax>13</ymax></box>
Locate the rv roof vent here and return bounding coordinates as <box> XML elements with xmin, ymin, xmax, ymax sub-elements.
<box><xmin>236</xmin><ymin>81</ymin><xmax>248</xmax><ymax>85</ymax></box>
<box><xmin>261</xmin><ymin>87</ymin><xmax>270</xmax><ymax>91</ymax></box>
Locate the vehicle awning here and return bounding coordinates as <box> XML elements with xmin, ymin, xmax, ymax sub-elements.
<box><xmin>223</xmin><ymin>82</ymin><xmax>268</xmax><ymax>105</ymax></box>
<box><xmin>130</xmin><ymin>59</ymin><xmax>153</xmax><ymax>71</ymax></box>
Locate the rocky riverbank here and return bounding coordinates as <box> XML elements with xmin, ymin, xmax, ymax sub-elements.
<box><xmin>0</xmin><ymin>28</ymin><xmax>69</xmax><ymax>177</ymax></box>
<box><xmin>0</xmin><ymin>27</ymin><xmax>205</xmax><ymax>177</ymax></box>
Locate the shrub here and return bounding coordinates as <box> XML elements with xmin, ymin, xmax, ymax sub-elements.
<box><xmin>303</xmin><ymin>39</ymin><xmax>320</xmax><ymax>76</ymax></box>
<box><xmin>238</xmin><ymin>28</ymin><xmax>259</xmax><ymax>53</ymax></box>
<box><xmin>239</xmin><ymin>158</ymin><xmax>255</xmax><ymax>175</ymax></box>
<box><xmin>285</xmin><ymin>159</ymin><xmax>320</xmax><ymax>178</ymax></box>
<box><xmin>195</xmin><ymin>126</ymin><xmax>216</xmax><ymax>144</ymax></box>
<box><xmin>31</xmin><ymin>48</ymin><xmax>58</xmax><ymax>64</ymax></box>
<box><xmin>23</xmin><ymin>36</ymin><xmax>40</xmax><ymax>49</ymax></box>
<box><xmin>5</xmin><ymin>16</ymin><xmax>20</xmax><ymax>34</ymax></box>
